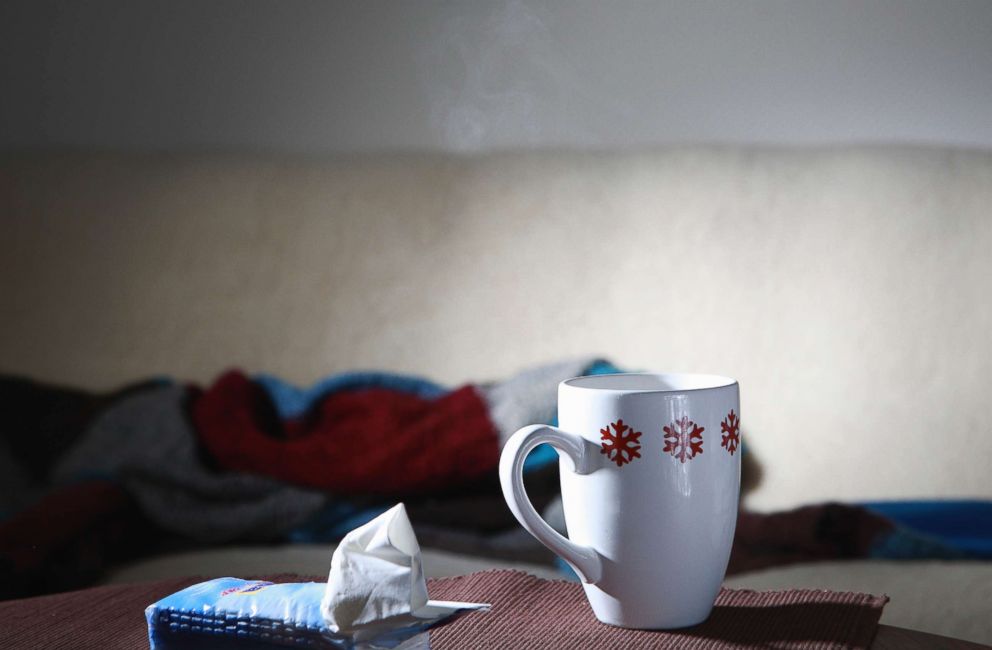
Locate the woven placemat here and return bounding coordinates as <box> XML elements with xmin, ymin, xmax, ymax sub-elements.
<box><xmin>429</xmin><ymin>570</ymin><xmax>889</xmax><ymax>649</ymax></box>
<box><xmin>0</xmin><ymin>571</ymin><xmax>887</xmax><ymax>649</ymax></box>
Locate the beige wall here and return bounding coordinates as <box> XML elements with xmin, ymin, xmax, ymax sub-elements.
<box><xmin>2</xmin><ymin>147</ymin><xmax>991</xmax><ymax>510</ymax></box>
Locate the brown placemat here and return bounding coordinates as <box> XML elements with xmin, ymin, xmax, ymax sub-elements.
<box><xmin>0</xmin><ymin>571</ymin><xmax>887</xmax><ymax>649</ymax></box>
<box><xmin>0</xmin><ymin>573</ymin><xmax>206</xmax><ymax>650</ymax></box>
<box><xmin>429</xmin><ymin>570</ymin><xmax>889</xmax><ymax>649</ymax></box>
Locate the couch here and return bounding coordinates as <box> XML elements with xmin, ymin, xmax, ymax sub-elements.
<box><xmin>2</xmin><ymin>147</ymin><xmax>990</xmax><ymax>642</ymax></box>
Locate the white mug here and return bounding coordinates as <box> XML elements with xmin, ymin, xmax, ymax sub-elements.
<box><xmin>499</xmin><ymin>373</ymin><xmax>741</xmax><ymax>629</ymax></box>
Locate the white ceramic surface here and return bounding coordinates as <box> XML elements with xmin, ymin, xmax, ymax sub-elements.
<box><xmin>500</xmin><ymin>373</ymin><xmax>741</xmax><ymax>629</ymax></box>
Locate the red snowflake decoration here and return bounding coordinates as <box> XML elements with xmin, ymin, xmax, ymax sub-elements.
<box><xmin>600</xmin><ymin>419</ymin><xmax>642</xmax><ymax>467</ymax></box>
<box><xmin>720</xmin><ymin>409</ymin><xmax>741</xmax><ymax>455</ymax></box>
<box><xmin>662</xmin><ymin>416</ymin><xmax>704</xmax><ymax>463</ymax></box>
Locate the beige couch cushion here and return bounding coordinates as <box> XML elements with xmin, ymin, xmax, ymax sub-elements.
<box><xmin>2</xmin><ymin>148</ymin><xmax>990</xmax><ymax>510</ymax></box>
<box><xmin>725</xmin><ymin>560</ymin><xmax>992</xmax><ymax>645</ymax></box>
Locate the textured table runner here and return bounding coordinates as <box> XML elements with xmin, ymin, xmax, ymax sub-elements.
<box><xmin>430</xmin><ymin>570</ymin><xmax>888</xmax><ymax>649</ymax></box>
<box><xmin>0</xmin><ymin>570</ymin><xmax>887</xmax><ymax>649</ymax></box>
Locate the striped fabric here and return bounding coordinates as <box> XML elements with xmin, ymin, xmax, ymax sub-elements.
<box><xmin>0</xmin><ymin>571</ymin><xmax>887</xmax><ymax>650</ymax></box>
<box><xmin>428</xmin><ymin>571</ymin><xmax>888</xmax><ymax>650</ymax></box>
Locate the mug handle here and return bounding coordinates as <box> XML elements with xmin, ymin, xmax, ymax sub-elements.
<box><xmin>499</xmin><ymin>424</ymin><xmax>602</xmax><ymax>584</ymax></box>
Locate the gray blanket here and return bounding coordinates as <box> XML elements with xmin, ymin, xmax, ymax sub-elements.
<box><xmin>52</xmin><ymin>386</ymin><xmax>328</xmax><ymax>542</ymax></box>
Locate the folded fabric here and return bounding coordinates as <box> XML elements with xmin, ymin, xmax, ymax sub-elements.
<box><xmin>0</xmin><ymin>374</ymin><xmax>162</xmax><ymax>516</ymax></box>
<box><xmin>53</xmin><ymin>386</ymin><xmax>329</xmax><ymax>542</ymax></box>
<box><xmin>729</xmin><ymin>503</ymin><xmax>897</xmax><ymax>575</ymax></box>
<box><xmin>287</xmin><ymin>501</ymin><xmax>393</xmax><ymax>545</ymax></box>
<box><xmin>33</xmin><ymin>359</ymin><xmax>614</xmax><ymax>544</ymax></box>
<box><xmin>540</xmin><ymin>498</ymin><xmax>981</xmax><ymax>583</ymax></box>
<box><xmin>9</xmin><ymin>358</ymin><xmax>987</xmax><ymax>606</ymax></box>
<box><xmin>284</xmin><ymin>358</ymin><xmax>615</xmax><ymax>537</ymax></box>
<box><xmin>289</xmin><ymin>462</ymin><xmax>566</xmax><ymax>563</ymax></box>
<box><xmin>479</xmin><ymin>357</ymin><xmax>605</xmax><ymax>447</ymax></box>
<box><xmin>0</xmin><ymin>442</ymin><xmax>43</xmax><ymax>522</ymax></box>
<box><xmin>256</xmin><ymin>372</ymin><xmax>448</xmax><ymax>420</ymax></box>
<box><xmin>865</xmin><ymin>500</ymin><xmax>992</xmax><ymax>558</ymax></box>
<box><xmin>0</xmin><ymin>480</ymin><xmax>152</xmax><ymax>599</ymax></box>
<box><xmin>428</xmin><ymin>570</ymin><xmax>887</xmax><ymax>650</ymax></box>
<box><xmin>193</xmin><ymin>371</ymin><xmax>499</xmax><ymax>494</ymax></box>
<box><xmin>480</xmin><ymin>358</ymin><xmax>621</xmax><ymax>472</ymax></box>
<box><xmin>0</xmin><ymin>374</ymin><xmax>164</xmax><ymax>479</ymax></box>
<box><xmin>728</xmin><ymin>501</ymin><xmax>977</xmax><ymax>576</ymax></box>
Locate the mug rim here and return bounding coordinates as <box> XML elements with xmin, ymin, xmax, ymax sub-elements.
<box><xmin>561</xmin><ymin>372</ymin><xmax>737</xmax><ymax>394</ymax></box>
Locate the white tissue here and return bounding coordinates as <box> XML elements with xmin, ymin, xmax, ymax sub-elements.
<box><xmin>321</xmin><ymin>503</ymin><xmax>488</xmax><ymax>640</ymax></box>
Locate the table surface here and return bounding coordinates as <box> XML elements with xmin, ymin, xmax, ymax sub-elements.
<box><xmin>873</xmin><ymin>624</ymin><xmax>990</xmax><ymax>649</ymax></box>
<box><xmin>1</xmin><ymin>574</ymin><xmax>988</xmax><ymax>649</ymax></box>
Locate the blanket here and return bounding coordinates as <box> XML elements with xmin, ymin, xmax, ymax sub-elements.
<box><xmin>52</xmin><ymin>385</ymin><xmax>328</xmax><ymax>541</ymax></box>
<box><xmin>1</xmin><ymin>362</ymin><xmax>988</xmax><ymax>600</ymax></box>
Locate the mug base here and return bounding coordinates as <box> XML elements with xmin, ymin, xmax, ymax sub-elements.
<box><xmin>592</xmin><ymin>607</ymin><xmax>712</xmax><ymax>630</ymax></box>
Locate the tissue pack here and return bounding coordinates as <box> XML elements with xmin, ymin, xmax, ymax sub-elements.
<box><xmin>146</xmin><ymin>504</ymin><xmax>486</xmax><ymax>649</ymax></box>
<box><xmin>146</xmin><ymin>578</ymin><xmax>429</xmax><ymax>650</ymax></box>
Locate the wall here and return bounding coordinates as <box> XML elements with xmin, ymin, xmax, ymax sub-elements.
<box><xmin>3</xmin><ymin>148</ymin><xmax>991</xmax><ymax>510</ymax></box>
<box><xmin>3</xmin><ymin>3</ymin><xmax>991</xmax><ymax>510</ymax></box>
<box><xmin>2</xmin><ymin>0</ymin><xmax>992</xmax><ymax>153</ymax></box>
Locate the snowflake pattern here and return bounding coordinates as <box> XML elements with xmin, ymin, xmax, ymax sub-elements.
<box><xmin>720</xmin><ymin>409</ymin><xmax>741</xmax><ymax>455</ymax></box>
<box><xmin>662</xmin><ymin>416</ymin><xmax>704</xmax><ymax>463</ymax></box>
<box><xmin>600</xmin><ymin>419</ymin><xmax>642</xmax><ymax>467</ymax></box>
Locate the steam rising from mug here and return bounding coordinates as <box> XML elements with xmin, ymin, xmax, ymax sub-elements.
<box><xmin>419</xmin><ymin>0</ymin><xmax>624</xmax><ymax>152</ymax></box>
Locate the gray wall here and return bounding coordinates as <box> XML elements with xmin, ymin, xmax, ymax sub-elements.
<box><xmin>2</xmin><ymin>0</ymin><xmax>991</xmax><ymax>153</ymax></box>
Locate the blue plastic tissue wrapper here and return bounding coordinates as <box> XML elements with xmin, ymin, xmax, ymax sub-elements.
<box><xmin>145</xmin><ymin>578</ymin><xmax>431</xmax><ymax>650</ymax></box>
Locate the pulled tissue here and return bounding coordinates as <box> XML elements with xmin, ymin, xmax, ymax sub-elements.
<box><xmin>323</xmin><ymin>503</ymin><xmax>488</xmax><ymax>638</ymax></box>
